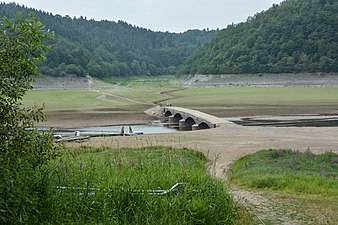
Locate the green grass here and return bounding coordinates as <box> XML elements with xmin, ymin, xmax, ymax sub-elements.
<box><xmin>109</xmin><ymin>75</ymin><xmax>181</xmax><ymax>103</ymax></box>
<box><xmin>169</xmin><ymin>86</ymin><xmax>338</xmax><ymax>107</ymax></box>
<box><xmin>23</xmin><ymin>89</ymin><xmax>103</xmax><ymax>110</ymax></box>
<box><xmin>45</xmin><ymin>146</ymin><xmax>249</xmax><ymax>224</ymax></box>
<box><xmin>22</xmin><ymin>89</ymin><xmax>132</xmax><ymax>110</ymax></box>
<box><xmin>23</xmin><ymin>76</ymin><xmax>180</xmax><ymax>110</ymax></box>
<box><xmin>228</xmin><ymin>149</ymin><xmax>338</xmax><ymax>195</ymax></box>
<box><xmin>118</xmin><ymin>75</ymin><xmax>179</xmax><ymax>89</ymax></box>
<box><xmin>23</xmin><ymin>78</ymin><xmax>338</xmax><ymax>112</ymax></box>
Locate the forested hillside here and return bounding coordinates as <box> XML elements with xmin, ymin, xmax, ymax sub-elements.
<box><xmin>178</xmin><ymin>0</ymin><xmax>338</xmax><ymax>75</ymax></box>
<box><xmin>0</xmin><ymin>3</ymin><xmax>218</xmax><ymax>77</ymax></box>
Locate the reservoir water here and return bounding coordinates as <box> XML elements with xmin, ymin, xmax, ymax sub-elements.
<box><xmin>53</xmin><ymin>116</ymin><xmax>338</xmax><ymax>137</ymax></box>
<box><xmin>55</xmin><ymin>122</ymin><xmax>177</xmax><ymax>137</ymax></box>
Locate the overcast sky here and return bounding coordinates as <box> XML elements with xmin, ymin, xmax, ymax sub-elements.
<box><xmin>2</xmin><ymin>0</ymin><xmax>284</xmax><ymax>32</ymax></box>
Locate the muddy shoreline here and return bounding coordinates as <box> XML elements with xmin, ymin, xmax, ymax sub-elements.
<box><xmin>39</xmin><ymin>104</ymin><xmax>338</xmax><ymax>129</ymax></box>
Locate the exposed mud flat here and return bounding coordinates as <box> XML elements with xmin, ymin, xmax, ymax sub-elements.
<box><xmin>232</xmin><ymin>115</ymin><xmax>338</xmax><ymax>127</ymax></box>
<box><xmin>184</xmin><ymin>73</ymin><xmax>338</xmax><ymax>87</ymax></box>
<box><xmin>39</xmin><ymin>109</ymin><xmax>151</xmax><ymax>128</ymax></box>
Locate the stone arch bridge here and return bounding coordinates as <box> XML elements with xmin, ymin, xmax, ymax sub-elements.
<box><xmin>162</xmin><ymin>106</ymin><xmax>233</xmax><ymax>130</ymax></box>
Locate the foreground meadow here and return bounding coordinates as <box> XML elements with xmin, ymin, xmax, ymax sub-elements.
<box><xmin>46</xmin><ymin>146</ymin><xmax>252</xmax><ymax>224</ymax></box>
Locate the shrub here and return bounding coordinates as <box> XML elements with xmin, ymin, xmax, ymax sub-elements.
<box><xmin>0</xmin><ymin>14</ymin><xmax>55</xmax><ymax>224</ymax></box>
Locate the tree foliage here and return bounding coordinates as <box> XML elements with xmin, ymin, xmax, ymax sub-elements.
<box><xmin>0</xmin><ymin>3</ymin><xmax>218</xmax><ymax>77</ymax></box>
<box><xmin>0</xmin><ymin>15</ymin><xmax>55</xmax><ymax>224</ymax></box>
<box><xmin>178</xmin><ymin>0</ymin><xmax>338</xmax><ymax>75</ymax></box>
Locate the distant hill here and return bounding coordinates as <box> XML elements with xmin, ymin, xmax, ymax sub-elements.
<box><xmin>0</xmin><ymin>3</ymin><xmax>218</xmax><ymax>77</ymax></box>
<box><xmin>178</xmin><ymin>0</ymin><xmax>338</xmax><ymax>75</ymax></box>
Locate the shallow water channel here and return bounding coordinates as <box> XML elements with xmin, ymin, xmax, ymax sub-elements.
<box><xmin>54</xmin><ymin>116</ymin><xmax>338</xmax><ymax>137</ymax></box>
<box><xmin>55</xmin><ymin>122</ymin><xmax>177</xmax><ymax>137</ymax></box>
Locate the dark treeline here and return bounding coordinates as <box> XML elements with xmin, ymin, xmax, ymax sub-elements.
<box><xmin>0</xmin><ymin>3</ymin><xmax>218</xmax><ymax>77</ymax></box>
<box><xmin>178</xmin><ymin>0</ymin><xmax>338</xmax><ymax>75</ymax></box>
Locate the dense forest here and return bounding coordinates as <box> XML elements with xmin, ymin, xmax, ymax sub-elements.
<box><xmin>0</xmin><ymin>3</ymin><xmax>218</xmax><ymax>77</ymax></box>
<box><xmin>178</xmin><ymin>0</ymin><xmax>338</xmax><ymax>75</ymax></box>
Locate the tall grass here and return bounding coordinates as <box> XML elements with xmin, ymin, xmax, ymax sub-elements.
<box><xmin>45</xmin><ymin>146</ymin><xmax>242</xmax><ymax>224</ymax></box>
<box><xmin>228</xmin><ymin>149</ymin><xmax>338</xmax><ymax>195</ymax></box>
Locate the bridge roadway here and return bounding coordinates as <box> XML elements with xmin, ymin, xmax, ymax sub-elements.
<box><xmin>162</xmin><ymin>106</ymin><xmax>235</xmax><ymax>130</ymax></box>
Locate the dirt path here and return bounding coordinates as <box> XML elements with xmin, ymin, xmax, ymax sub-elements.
<box><xmin>153</xmin><ymin>88</ymin><xmax>186</xmax><ymax>104</ymax></box>
<box><xmin>228</xmin><ymin>187</ymin><xmax>307</xmax><ymax>224</ymax></box>
<box><xmin>94</xmin><ymin>90</ymin><xmax>155</xmax><ymax>106</ymax></box>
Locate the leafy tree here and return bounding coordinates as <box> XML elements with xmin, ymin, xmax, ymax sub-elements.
<box><xmin>65</xmin><ymin>63</ymin><xmax>86</xmax><ymax>76</ymax></box>
<box><xmin>0</xmin><ymin>2</ymin><xmax>219</xmax><ymax>77</ymax></box>
<box><xmin>0</xmin><ymin>15</ymin><xmax>55</xmax><ymax>224</ymax></box>
<box><xmin>178</xmin><ymin>0</ymin><xmax>338</xmax><ymax>75</ymax></box>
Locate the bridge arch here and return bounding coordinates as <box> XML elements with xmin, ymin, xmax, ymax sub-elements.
<box><xmin>178</xmin><ymin>116</ymin><xmax>196</xmax><ymax>131</ymax></box>
<box><xmin>185</xmin><ymin>117</ymin><xmax>196</xmax><ymax>126</ymax></box>
<box><xmin>178</xmin><ymin>117</ymin><xmax>197</xmax><ymax>131</ymax></box>
<box><xmin>174</xmin><ymin>113</ymin><xmax>183</xmax><ymax>121</ymax></box>
<box><xmin>198</xmin><ymin>122</ymin><xmax>210</xmax><ymax>129</ymax></box>
<box><xmin>164</xmin><ymin>111</ymin><xmax>172</xmax><ymax>117</ymax></box>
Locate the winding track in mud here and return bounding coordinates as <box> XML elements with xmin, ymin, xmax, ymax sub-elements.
<box><xmin>94</xmin><ymin>89</ymin><xmax>155</xmax><ymax>106</ymax></box>
<box><xmin>153</xmin><ymin>88</ymin><xmax>186</xmax><ymax>104</ymax></box>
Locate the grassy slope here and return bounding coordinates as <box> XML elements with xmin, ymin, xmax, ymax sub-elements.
<box><xmin>23</xmin><ymin>90</ymin><xmax>108</xmax><ymax>110</ymax></box>
<box><xmin>23</xmin><ymin>76</ymin><xmax>180</xmax><ymax>111</ymax></box>
<box><xmin>228</xmin><ymin>149</ymin><xmax>338</xmax><ymax>223</ymax></box>
<box><xmin>110</xmin><ymin>75</ymin><xmax>180</xmax><ymax>103</ymax></box>
<box><xmin>229</xmin><ymin>149</ymin><xmax>337</xmax><ymax>195</ymax></box>
<box><xmin>48</xmin><ymin>146</ymin><xmax>253</xmax><ymax>224</ymax></box>
<box><xmin>23</xmin><ymin>82</ymin><xmax>338</xmax><ymax>112</ymax></box>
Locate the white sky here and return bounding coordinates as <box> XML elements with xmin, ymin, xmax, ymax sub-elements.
<box><xmin>2</xmin><ymin>0</ymin><xmax>284</xmax><ymax>32</ymax></box>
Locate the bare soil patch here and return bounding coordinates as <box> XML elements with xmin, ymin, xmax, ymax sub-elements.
<box><xmin>184</xmin><ymin>73</ymin><xmax>338</xmax><ymax>87</ymax></box>
<box><xmin>195</xmin><ymin>105</ymin><xmax>338</xmax><ymax>118</ymax></box>
<box><xmin>228</xmin><ymin>187</ymin><xmax>337</xmax><ymax>224</ymax></box>
<box><xmin>39</xmin><ymin>109</ymin><xmax>151</xmax><ymax>128</ymax></box>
